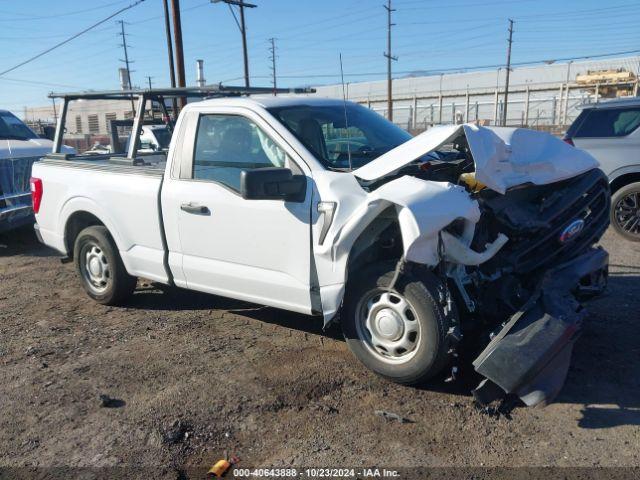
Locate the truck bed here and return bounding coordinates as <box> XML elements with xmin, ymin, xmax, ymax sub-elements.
<box><xmin>40</xmin><ymin>152</ymin><xmax>167</xmax><ymax>174</ymax></box>
<box><xmin>32</xmin><ymin>153</ymin><xmax>170</xmax><ymax>284</ymax></box>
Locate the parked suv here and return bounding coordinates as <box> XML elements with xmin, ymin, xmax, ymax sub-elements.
<box><xmin>564</xmin><ymin>97</ymin><xmax>640</xmax><ymax>241</ymax></box>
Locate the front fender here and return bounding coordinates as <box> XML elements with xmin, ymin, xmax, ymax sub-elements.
<box><xmin>317</xmin><ymin>175</ymin><xmax>480</xmax><ymax>323</ymax></box>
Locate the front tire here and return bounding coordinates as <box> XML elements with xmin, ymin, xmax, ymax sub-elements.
<box><xmin>342</xmin><ymin>263</ymin><xmax>453</xmax><ymax>385</ymax></box>
<box><xmin>74</xmin><ymin>225</ymin><xmax>136</xmax><ymax>305</ymax></box>
<box><xmin>611</xmin><ymin>182</ymin><xmax>640</xmax><ymax>242</ymax></box>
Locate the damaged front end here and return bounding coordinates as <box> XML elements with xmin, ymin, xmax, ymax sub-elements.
<box><xmin>467</xmin><ymin>168</ymin><xmax>610</xmax><ymax>407</ymax></box>
<box><xmin>348</xmin><ymin>125</ymin><xmax>610</xmax><ymax>407</ymax></box>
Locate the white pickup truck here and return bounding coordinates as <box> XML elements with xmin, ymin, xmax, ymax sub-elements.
<box><xmin>32</xmin><ymin>87</ymin><xmax>610</xmax><ymax>407</ymax></box>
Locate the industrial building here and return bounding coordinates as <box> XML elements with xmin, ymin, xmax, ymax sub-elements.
<box><xmin>22</xmin><ymin>55</ymin><xmax>640</xmax><ymax>140</ymax></box>
<box><xmin>314</xmin><ymin>55</ymin><xmax>640</xmax><ymax>131</ymax></box>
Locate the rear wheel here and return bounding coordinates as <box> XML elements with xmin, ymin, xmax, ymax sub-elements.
<box><xmin>342</xmin><ymin>263</ymin><xmax>453</xmax><ymax>385</ymax></box>
<box><xmin>611</xmin><ymin>181</ymin><xmax>640</xmax><ymax>242</ymax></box>
<box><xmin>74</xmin><ymin>225</ymin><xmax>136</xmax><ymax>305</ymax></box>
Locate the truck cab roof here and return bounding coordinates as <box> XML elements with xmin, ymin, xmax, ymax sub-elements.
<box><xmin>186</xmin><ymin>95</ymin><xmax>352</xmax><ymax>111</ymax></box>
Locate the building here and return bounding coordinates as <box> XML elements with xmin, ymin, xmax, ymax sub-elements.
<box><xmin>21</xmin><ymin>55</ymin><xmax>640</xmax><ymax>137</ymax></box>
<box><xmin>312</xmin><ymin>55</ymin><xmax>640</xmax><ymax>131</ymax></box>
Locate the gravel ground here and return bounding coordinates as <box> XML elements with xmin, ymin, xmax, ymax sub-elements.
<box><xmin>0</xmin><ymin>226</ymin><xmax>638</xmax><ymax>479</ymax></box>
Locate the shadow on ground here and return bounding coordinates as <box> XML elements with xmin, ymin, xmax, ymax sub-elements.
<box><xmin>560</xmin><ymin>273</ymin><xmax>640</xmax><ymax>428</ymax></box>
<box><xmin>3</xmin><ymin>225</ymin><xmax>639</xmax><ymax>428</ymax></box>
<box><xmin>0</xmin><ymin>225</ymin><xmax>57</xmax><ymax>258</ymax></box>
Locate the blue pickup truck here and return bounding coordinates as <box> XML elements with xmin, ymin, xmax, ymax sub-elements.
<box><xmin>0</xmin><ymin>110</ymin><xmax>73</xmax><ymax>233</ymax></box>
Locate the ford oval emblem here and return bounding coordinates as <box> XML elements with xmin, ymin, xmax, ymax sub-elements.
<box><xmin>559</xmin><ymin>219</ymin><xmax>585</xmax><ymax>243</ymax></box>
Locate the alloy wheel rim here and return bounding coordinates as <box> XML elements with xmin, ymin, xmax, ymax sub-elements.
<box><xmin>615</xmin><ymin>191</ymin><xmax>640</xmax><ymax>236</ymax></box>
<box><xmin>356</xmin><ymin>290</ymin><xmax>421</xmax><ymax>364</ymax></box>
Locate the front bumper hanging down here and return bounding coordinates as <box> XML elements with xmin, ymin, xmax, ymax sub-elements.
<box><xmin>472</xmin><ymin>247</ymin><xmax>609</xmax><ymax>407</ymax></box>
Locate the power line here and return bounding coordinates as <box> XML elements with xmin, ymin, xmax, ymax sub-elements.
<box><xmin>0</xmin><ymin>76</ymin><xmax>85</xmax><ymax>89</ymax></box>
<box><xmin>0</xmin><ymin>0</ymin><xmax>130</xmax><ymax>22</ymax></box>
<box><xmin>245</xmin><ymin>48</ymin><xmax>640</xmax><ymax>81</ymax></box>
<box><xmin>0</xmin><ymin>0</ymin><xmax>145</xmax><ymax>78</ymax></box>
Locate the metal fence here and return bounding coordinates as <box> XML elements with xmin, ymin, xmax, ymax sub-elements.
<box><xmin>355</xmin><ymin>79</ymin><xmax>639</xmax><ymax>134</ymax></box>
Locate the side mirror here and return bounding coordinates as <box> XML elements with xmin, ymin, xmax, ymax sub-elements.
<box><xmin>240</xmin><ymin>167</ymin><xmax>306</xmax><ymax>202</ymax></box>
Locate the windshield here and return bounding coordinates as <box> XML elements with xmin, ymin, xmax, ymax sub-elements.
<box><xmin>268</xmin><ymin>103</ymin><xmax>411</xmax><ymax>170</ymax></box>
<box><xmin>0</xmin><ymin>111</ymin><xmax>38</xmax><ymax>140</ymax></box>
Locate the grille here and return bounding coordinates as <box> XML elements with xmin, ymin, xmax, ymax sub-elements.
<box><xmin>483</xmin><ymin>169</ymin><xmax>610</xmax><ymax>275</ymax></box>
<box><xmin>0</xmin><ymin>156</ymin><xmax>40</xmax><ymax>210</ymax></box>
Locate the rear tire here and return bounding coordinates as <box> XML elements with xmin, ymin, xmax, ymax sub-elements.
<box><xmin>342</xmin><ymin>263</ymin><xmax>453</xmax><ymax>385</ymax></box>
<box><xmin>74</xmin><ymin>225</ymin><xmax>136</xmax><ymax>305</ymax></box>
<box><xmin>611</xmin><ymin>181</ymin><xmax>640</xmax><ymax>242</ymax></box>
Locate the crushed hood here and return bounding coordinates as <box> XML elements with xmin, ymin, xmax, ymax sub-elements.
<box><xmin>353</xmin><ymin>124</ymin><xmax>599</xmax><ymax>194</ymax></box>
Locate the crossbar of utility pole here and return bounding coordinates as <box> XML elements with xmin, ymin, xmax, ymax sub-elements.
<box><xmin>384</xmin><ymin>0</ymin><xmax>397</xmax><ymax>122</ymax></box>
<box><xmin>501</xmin><ymin>19</ymin><xmax>514</xmax><ymax>126</ymax></box>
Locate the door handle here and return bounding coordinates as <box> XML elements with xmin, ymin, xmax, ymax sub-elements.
<box><xmin>180</xmin><ymin>202</ymin><xmax>210</xmax><ymax>215</ymax></box>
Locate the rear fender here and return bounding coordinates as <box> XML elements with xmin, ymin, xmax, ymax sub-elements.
<box><xmin>59</xmin><ymin>196</ymin><xmax>127</xmax><ymax>255</ymax></box>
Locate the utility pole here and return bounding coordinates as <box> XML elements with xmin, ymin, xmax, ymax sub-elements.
<box><xmin>117</xmin><ymin>20</ymin><xmax>135</xmax><ymax>114</ymax></box>
<box><xmin>162</xmin><ymin>0</ymin><xmax>178</xmax><ymax>119</ymax></box>
<box><xmin>501</xmin><ymin>19</ymin><xmax>514</xmax><ymax>127</ymax></box>
<box><xmin>268</xmin><ymin>37</ymin><xmax>277</xmax><ymax>95</ymax></box>
<box><xmin>146</xmin><ymin>76</ymin><xmax>153</xmax><ymax>89</ymax></box>
<box><xmin>170</xmin><ymin>0</ymin><xmax>187</xmax><ymax>109</ymax></box>
<box><xmin>239</xmin><ymin>3</ymin><xmax>250</xmax><ymax>87</ymax></box>
<box><xmin>383</xmin><ymin>0</ymin><xmax>397</xmax><ymax>122</ymax></box>
<box><xmin>212</xmin><ymin>0</ymin><xmax>257</xmax><ymax>88</ymax></box>
<box><xmin>117</xmin><ymin>20</ymin><xmax>133</xmax><ymax>89</ymax></box>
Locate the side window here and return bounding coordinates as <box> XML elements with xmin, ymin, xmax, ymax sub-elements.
<box><xmin>574</xmin><ymin>107</ymin><xmax>640</xmax><ymax>138</ymax></box>
<box><xmin>192</xmin><ymin>114</ymin><xmax>290</xmax><ymax>191</ymax></box>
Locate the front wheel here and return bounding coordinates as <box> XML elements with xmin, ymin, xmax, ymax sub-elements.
<box><xmin>74</xmin><ymin>225</ymin><xmax>137</xmax><ymax>305</ymax></box>
<box><xmin>611</xmin><ymin>182</ymin><xmax>640</xmax><ymax>242</ymax></box>
<box><xmin>342</xmin><ymin>263</ymin><xmax>453</xmax><ymax>385</ymax></box>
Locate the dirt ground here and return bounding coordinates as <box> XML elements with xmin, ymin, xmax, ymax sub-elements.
<box><xmin>0</xmin><ymin>226</ymin><xmax>639</xmax><ymax>479</ymax></box>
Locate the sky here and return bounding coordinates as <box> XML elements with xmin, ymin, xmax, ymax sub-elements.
<box><xmin>1</xmin><ymin>0</ymin><xmax>640</xmax><ymax>112</ymax></box>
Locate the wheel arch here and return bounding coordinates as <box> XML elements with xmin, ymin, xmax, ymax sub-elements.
<box><xmin>345</xmin><ymin>206</ymin><xmax>402</xmax><ymax>281</ymax></box>
<box><xmin>64</xmin><ymin>211</ymin><xmax>106</xmax><ymax>257</ymax></box>
<box><xmin>320</xmin><ymin>206</ymin><xmax>405</xmax><ymax>327</ymax></box>
<box><xmin>609</xmin><ymin>170</ymin><xmax>640</xmax><ymax>194</ymax></box>
<box><xmin>60</xmin><ymin>197</ymin><xmax>125</xmax><ymax>257</ymax></box>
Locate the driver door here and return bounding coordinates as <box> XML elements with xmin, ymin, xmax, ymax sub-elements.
<box><xmin>162</xmin><ymin>107</ymin><xmax>314</xmax><ymax>314</ymax></box>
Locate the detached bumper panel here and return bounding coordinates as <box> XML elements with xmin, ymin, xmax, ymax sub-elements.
<box><xmin>472</xmin><ymin>247</ymin><xmax>608</xmax><ymax>407</ymax></box>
